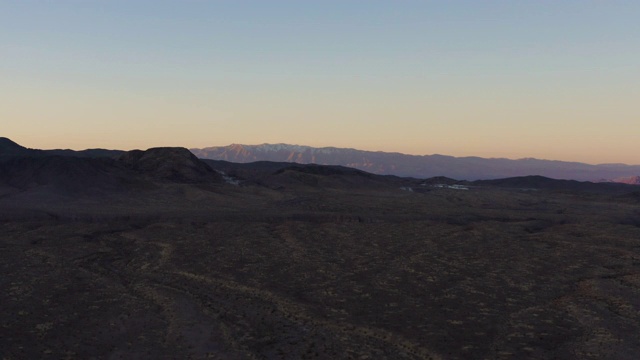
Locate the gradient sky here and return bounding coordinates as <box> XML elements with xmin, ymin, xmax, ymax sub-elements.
<box><xmin>2</xmin><ymin>1</ymin><xmax>639</xmax><ymax>164</ymax></box>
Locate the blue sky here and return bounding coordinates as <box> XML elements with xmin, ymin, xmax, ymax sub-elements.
<box><xmin>2</xmin><ymin>1</ymin><xmax>639</xmax><ymax>164</ymax></box>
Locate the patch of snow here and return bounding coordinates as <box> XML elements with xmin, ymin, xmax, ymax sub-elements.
<box><xmin>256</xmin><ymin>144</ymin><xmax>312</xmax><ymax>153</ymax></box>
<box><xmin>253</xmin><ymin>144</ymin><xmax>347</xmax><ymax>155</ymax></box>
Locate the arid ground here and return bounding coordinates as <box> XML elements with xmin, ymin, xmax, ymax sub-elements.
<box><xmin>1</xmin><ymin>152</ymin><xmax>640</xmax><ymax>359</ymax></box>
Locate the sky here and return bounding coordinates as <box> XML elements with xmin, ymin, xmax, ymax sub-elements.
<box><xmin>1</xmin><ymin>1</ymin><xmax>639</xmax><ymax>164</ymax></box>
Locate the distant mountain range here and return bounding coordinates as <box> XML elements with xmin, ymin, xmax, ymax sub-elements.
<box><xmin>191</xmin><ymin>143</ymin><xmax>640</xmax><ymax>182</ymax></box>
<box><xmin>1</xmin><ymin>137</ymin><xmax>639</xmax><ymax>210</ymax></box>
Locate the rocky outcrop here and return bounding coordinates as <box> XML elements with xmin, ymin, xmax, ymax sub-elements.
<box><xmin>119</xmin><ymin>147</ymin><xmax>222</xmax><ymax>183</ymax></box>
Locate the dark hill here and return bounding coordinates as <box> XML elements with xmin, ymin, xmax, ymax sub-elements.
<box><xmin>201</xmin><ymin>159</ymin><xmax>410</xmax><ymax>189</ymax></box>
<box><xmin>274</xmin><ymin>164</ymin><xmax>373</xmax><ymax>178</ymax></box>
<box><xmin>472</xmin><ymin>175</ymin><xmax>636</xmax><ymax>194</ymax></box>
<box><xmin>0</xmin><ymin>137</ymin><xmax>41</xmax><ymax>157</ymax></box>
<box><xmin>1</xmin><ymin>137</ymin><xmax>123</xmax><ymax>159</ymax></box>
<box><xmin>119</xmin><ymin>147</ymin><xmax>222</xmax><ymax>183</ymax></box>
<box><xmin>201</xmin><ymin>159</ymin><xmax>300</xmax><ymax>184</ymax></box>
<box><xmin>47</xmin><ymin>148</ymin><xmax>124</xmax><ymax>158</ymax></box>
<box><xmin>0</xmin><ymin>155</ymin><xmax>127</xmax><ymax>195</ymax></box>
<box><xmin>266</xmin><ymin>164</ymin><xmax>409</xmax><ymax>190</ymax></box>
<box><xmin>0</xmin><ymin>146</ymin><xmax>224</xmax><ymax>203</ymax></box>
<box><xmin>201</xmin><ymin>159</ymin><xmax>294</xmax><ymax>173</ymax></box>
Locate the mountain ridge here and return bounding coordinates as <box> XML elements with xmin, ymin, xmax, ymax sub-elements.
<box><xmin>3</xmin><ymin>138</ymin><xmax>639</xmax><ymax>183</ymax></box>
<box><xmin>0</xmin><ymin>144</ymin><xmax>223</xmax><ymax>201</ymax></box>
<box><xmin>191</xmin><ymin>143</ymin><xmax>640</xmax><ymax>182</ymax></box>
<box><xmin>0</xmin><ymin>137</ymin><xmax>124</xmax><ymax>159</ymax></box>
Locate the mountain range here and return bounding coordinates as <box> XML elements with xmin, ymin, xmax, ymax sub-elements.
<box><xmin>191</xmin><ymin>143</ymin><xmax>640</xmax><ymax>182</ymax></box>
<box><xmin>2</xmin><ymin>137</ymin><xmax>638</xmax><ymax>183</ymax></box>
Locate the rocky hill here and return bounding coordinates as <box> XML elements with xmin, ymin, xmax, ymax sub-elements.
<box><xmin>0</xmin><ymin>144</ymin><xmax>224</xmax><ymax>208</ymax></box>
<box><xmin>0</xmin><ymin>137</ymin><xmax>40</xmax><ymax>157</ymax></box>
<box><xmin>118</xmin><ymin>147</ymin><xmax>222</xmax><ymax>183</ymax></box>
